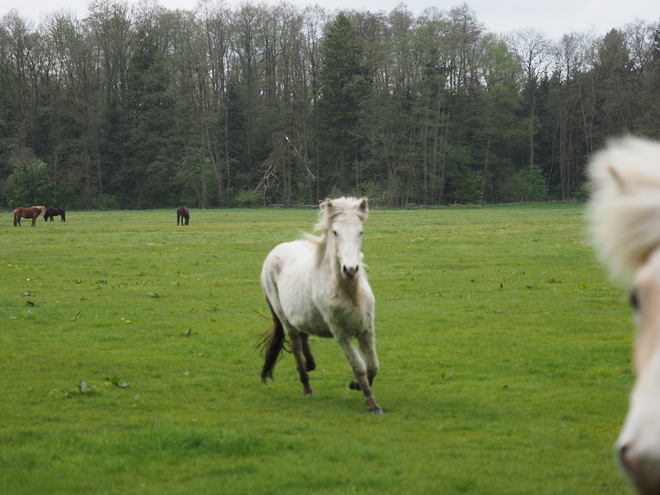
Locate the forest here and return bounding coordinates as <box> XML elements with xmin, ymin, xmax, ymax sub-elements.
<box><xmin>1</xmin><ymin>1</ymin><xmax>659</xmax><ymax>209</ymax></box>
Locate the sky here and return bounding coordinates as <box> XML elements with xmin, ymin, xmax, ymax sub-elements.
<box><xmin>3</xmin><ymin>0</ymin><xmax>660</xmax><ymax>41</ymax></box>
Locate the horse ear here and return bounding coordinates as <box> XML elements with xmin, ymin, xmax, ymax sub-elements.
<box><xmin>358</xmin><ymin>197</ymin><xmax>368</xmax><ymax>214</ymax></box>
<box><xmin>607</xmin><ymin>166</ymin><xmax>629</xmax><ymax>193</ymax></box>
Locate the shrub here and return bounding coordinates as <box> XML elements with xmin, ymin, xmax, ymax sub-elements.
<box><xmin>500</xmin><ymin>165</ymin><xmax>548</xmax><ymax>202</ymax></box>
<box><xmin>5</xmin><ymin>160</ymin><xmax>54</xmax><ymax>208</ymax></box>
<box><xmin>230</xmin><ymin>188</ymin><xmax>262</xmax><ymax>207</ymax></box>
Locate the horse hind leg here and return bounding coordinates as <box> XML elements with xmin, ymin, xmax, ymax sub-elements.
<box><xmin>290</xmin><ymin>332</ymin><xmax>314</xmax><ymax>395</ymax></box>
<box><xmin>301</xmin><ymin>333</ymin><xmax>316</xmax><ymax>372</ymax></box>
<box><xmin>259</xmin><ymin>305</ymin><xmax>287</xmax><ymax>384</ymax></box>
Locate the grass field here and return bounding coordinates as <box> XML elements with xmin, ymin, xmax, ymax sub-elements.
<box><xmin>0</xmin><ymin>204</ymin><xmax>635</xmax><ymax>494</ymax></box>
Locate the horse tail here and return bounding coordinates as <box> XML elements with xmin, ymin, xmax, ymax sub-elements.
<box><xmin>258</xmin><ymin>298</ymin><xmax>287</xmax><ymax>384</ymax></box>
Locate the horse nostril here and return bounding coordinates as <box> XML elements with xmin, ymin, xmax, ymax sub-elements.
<box><xmin>619</xmin><ymin>444</ymin><xmax>644</xmax><ymax>492</ymax></box>
<box><xmin>619</xmin><ymin>443</ymin><xmax>660</xmax><ymax>495</ymax></box>
<box><xmin>619</xmin><ymin>444</ymin><xmax>633</xmax><ymax>474</ymax></box>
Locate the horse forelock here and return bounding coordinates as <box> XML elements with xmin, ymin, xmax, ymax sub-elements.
<box><xmin>315</xmin><ymin>197</ymin><xmax>368</xmax><ymax>233</ymax></box>
<box><xmin>588</xmin><ymin>136</ymin><xmax>660</xmax><ymax>283</ymax></box>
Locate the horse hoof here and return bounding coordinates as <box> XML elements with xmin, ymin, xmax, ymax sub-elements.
<box><xmin>304</xmin><ymin>391</ymin><xmax>315</xmax><ymax>396</ymax></box>
<box><xmin>369</xmin><ymin>407</ymin><xmax>383</xmax><ymax>415</ymax></box>
<box><xmin>349</xmin><ymin>380</ymin><xmax>362</xmax><ymax>391</ymax></box>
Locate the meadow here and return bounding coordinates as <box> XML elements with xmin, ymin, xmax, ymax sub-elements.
<box><xmin>0</xmin><ymin>204</ymin><xmax>635</xmax><ymax>494</ymax></box>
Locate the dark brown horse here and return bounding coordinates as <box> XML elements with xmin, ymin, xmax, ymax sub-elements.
<box><xmin>44</xmin><ymin>207</ymin><xmax>66</xmax><ymax>222</ymax></box>
<box><xmin>14</xmin><ymin>206</ymin><xmax>46</xmax><ymax>226</ymax></box>
<box><xmin>177</xmin><ymin>206</ymin><xmax>190</xmax><ymax>226</ymax></box>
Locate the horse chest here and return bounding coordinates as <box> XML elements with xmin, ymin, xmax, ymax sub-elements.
<box><xmin>327</xmin><ymin>298</ymin><xmax>371</xmax><ymax>334</ymax></box>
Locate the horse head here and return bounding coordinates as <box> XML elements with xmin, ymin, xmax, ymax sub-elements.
<box><xmin>588</xmin><ymin>136</ymin><xmax>660</xmax><ymax>494</ymax></box>
<box><xmin>617</xmin><ymin>247</ymin><xmax>660</xmax><ymax>495</ymax></box>
<box><xmin>318</xmin><ymin>197</ymin><xmax>368</xmax><ymax>281</ymax></box>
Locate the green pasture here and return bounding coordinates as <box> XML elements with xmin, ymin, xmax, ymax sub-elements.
<box><xmin>0</xmin><ymin>204</ymin><xmax>635</xmax><ymax>494</ymax></box>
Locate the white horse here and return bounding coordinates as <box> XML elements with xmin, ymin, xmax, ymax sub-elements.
<box><xmin>259</xmin><ymin>196</ymin><xmax>382</xmax><ymax>414</ymax></box>
<box><xmin>588</xmin><ymin>136</ymin><xmax>660</xmax><ymax>494</ymax></box>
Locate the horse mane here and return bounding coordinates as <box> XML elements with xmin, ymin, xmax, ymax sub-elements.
<box><xmin>305</xmin><ymin>197</ymin><xmax>369</xmax><ymax>265</ymax></box>
<box><xmin>588</xmin><ymin>136</ymin><xmax>660</xmax><ymax>284</ymax></box>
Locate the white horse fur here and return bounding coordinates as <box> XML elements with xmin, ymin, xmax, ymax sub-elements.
<box><xmin>588</xmin><ymin>136</ymin><xmax>660</xmax><ymax>494</ymax></box>
<box><xmin>259</xmin><ymin>196</ymin><xmax>382</xmax><ymax>414</ymax></box>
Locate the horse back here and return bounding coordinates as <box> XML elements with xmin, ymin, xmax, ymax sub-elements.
<box><xmin>262</xmin><ymin>240</ymin><xmax>315</xmax><ymax>283</ymax></box>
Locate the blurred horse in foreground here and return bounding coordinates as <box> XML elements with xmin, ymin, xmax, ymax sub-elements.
<box><xmin>588</xmin><ymin>136</ymin><xmax>660</xmax><ymax>494</ymax></box>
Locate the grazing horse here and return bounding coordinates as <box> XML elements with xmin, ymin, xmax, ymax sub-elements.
<box><xmin>13</xmin><ymin>206</ymin><xmax>46</xmax><ymax>226</ymax></box>
<box><xmin>44</xmin><ymin>207</ymin><xmax>66</xmax><ymax>222</ymax></box>
<box><xmin>259</xmin><ymin>197</ymin><xmax>382</xmax><ymax>414</ymax></box>
<box><xmin>177</xmin><ymin>206</ymin><xmax>190</xmax><ymax>225</ymax></box>
<box><xmin>588</xmin><ymin>136</ymin><xmax>660</xmax><ymax>494</ymax></box>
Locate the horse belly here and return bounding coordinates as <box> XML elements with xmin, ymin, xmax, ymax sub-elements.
<box><xmin>289</xmin><ymin>310</ymin><xmax>333</xmax><ymax>338</ymax></box>
<box><xmin>262</xmin><ymin>240</ymin><xmax>329</xmax><ymax>335</ymax></box>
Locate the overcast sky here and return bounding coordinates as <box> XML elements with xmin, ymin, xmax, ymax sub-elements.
<box><xmin>3</xmin><ymin>0</ymin><xmax>660</xmax><ymax>41</ymax></box>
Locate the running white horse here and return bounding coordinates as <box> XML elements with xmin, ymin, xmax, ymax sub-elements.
<box><xmin>588</xmin><ymin>136</ymin><xmax>660</xmax><ymax>494</ymax></box>
<box><xmin>259</xmin><ymin>196</ymin><xmax>382</xmax><ymax>414</ymax></box>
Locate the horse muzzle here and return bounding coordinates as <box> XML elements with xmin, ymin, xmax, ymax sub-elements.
<box><xmin>342</xmin><ymin>264</ymin><xmax>359</xmax><ymax>280</ymax></box>
<box><xmin>619</xmin><ymin>442</ymin><xmax>660</xmax><ymax>495</ymax></box>
<box><xmin>617</xmin><ymin>387</ymin><xmax>660</xmax><ymax>495</ymax></box>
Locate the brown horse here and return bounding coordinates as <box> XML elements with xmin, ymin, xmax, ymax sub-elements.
<box><xmin>177</xmin><ymin>206</ymin><xmax>190</xmax><ymax>226</ymax></box>
<box><xmin>14</xmin><ymin>206</ymin><xmax>46</xmax><ymax>226</ymax></box>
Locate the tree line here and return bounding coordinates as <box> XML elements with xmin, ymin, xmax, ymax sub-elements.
<box><xmin>1</xmin><ymin>1</ymin><xmax>659</xmax><ymax>209</ymax></box>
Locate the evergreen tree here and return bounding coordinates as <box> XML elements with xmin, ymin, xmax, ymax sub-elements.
<box><xmin>318</xmin><ymin>12</ymin><xmax>372</xmax><ymax>194</ymax></box>
<box><xmin>121</xmin><ymin>11</ymin><xmax>178</xmax><ymax>208</ymax></box>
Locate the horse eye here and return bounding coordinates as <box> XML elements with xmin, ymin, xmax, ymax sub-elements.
<box><xmin>630</xmin><ymin>290</ymin><xmax>640</xmax><ymax>310</ymax></box>
<box><xmin>359</xmin><ymin>231</ymin><xmax>363</xmax><ymax>236</ymax></box>
<box><xmin>333</xmin><ymin>230</ymin><xmax>338</xmax><ymax>236</ymax></box>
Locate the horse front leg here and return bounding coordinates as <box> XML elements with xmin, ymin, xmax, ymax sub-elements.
<box><xmin>290</xmin><ymin>332</ymin><xmax>314</xmax><ymax>396</ymax></box>
<box><xmin>335</xmin><ymin>333</ymin><xmax>382</xmax><ymax>414</ymax></box>
<box><xmin>349</xmin><ymin>328</ymin><xmax>379</xmax><ymax>389</ymax></box>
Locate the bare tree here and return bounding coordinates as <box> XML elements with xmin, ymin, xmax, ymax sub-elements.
<box><xmin>507</xmin><ymin>28</ymin><xmax>551</xmax><ymax>169</ymax></box>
